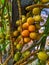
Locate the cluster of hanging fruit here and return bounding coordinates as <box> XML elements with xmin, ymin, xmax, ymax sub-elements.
<box><xmin>13</xmin><ymin>0</ymin><xmax>49</xmax><ymax>65</ymax></box>
<box><xmin>13</xmin><ymin>7</ymin><xmax>42</xmax><ymax>51</ymax></box>
<box><xmin>13</xmin><ymin>7</ymin><xmax>48</xmax><ymax>61</ymax></box>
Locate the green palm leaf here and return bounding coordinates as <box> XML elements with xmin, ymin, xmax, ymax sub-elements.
<box><xmin>40</xmin><ymin>15</ymin><xmax>49</xmax><ymax>49</ymax></box>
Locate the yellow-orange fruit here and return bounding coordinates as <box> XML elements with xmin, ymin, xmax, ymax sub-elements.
<box><xmin>28</xmin><ymin>25</ymin><xmax>35</xmax><ymax>32</ymax></box>
<box><xmin>30</xmin><ymin>32</ymin><xmax>37</xmax><ymax>40</ymax></box>
<box><xmin>21</xmin><ymin>30</ymin><xmax>29</xmax><ymax>37</ymax></box>
<box><xmin>24</xmin><ymin>37</ymin><xmax>30</xmax><ymax>43</ymax></box>
<box><xmin>22</xmin><ymin>23</ymin><xmax>29</xmax><ymax>30</ymax></box>
<box><xmin>27</xmin><ymin>17</ymin><xmax>35</xmax><ymax>25</ymax></box>
<box><xmin>13</xmin><ymin>31</ymin><xmax>19</xmax><ymax>37</ymax></box>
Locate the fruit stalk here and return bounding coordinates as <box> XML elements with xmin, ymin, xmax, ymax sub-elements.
<box><xmin>14</xmin><ymin>50</ymin><xmax>40</xmax><ymax>65</ymax></box>
<box><xmin>10</xmin><ymin>38</ymin><xmax>14</xmax><ymax>57</ymax></box>
<box><xmin>20</xmin><ymin>56</ymin><xmax>37</xmax><ymax>65</ymax></box>
<box><xmin>14</xmin><ymin>49</ymin><xmax>49</xmax><ymax>65</ymax></box>
<box><xmin>26</xmin><ymin>4</ymin><xmax>49</xmax><ymax>11</ymax></box>
<box><xmin>17</xmin><ymin>0</ymin><xmax>24</xmax><ymax>44</ymax></box>
<box><xmin>6</xmin><ymin>0</ymin><xmax>14</xmax><ymax>57</ymax></box>
<box><xmin>3</xmin><ymin>54</ymin><xmax>12</xmax><ymax>65</ymax></box>
<box><xmin>0</xmin><ymin>52</ymin><xmax>2</xmax><ymax>64</ymax></box>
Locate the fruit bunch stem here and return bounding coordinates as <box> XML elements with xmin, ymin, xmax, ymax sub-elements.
<box><xmin>14</xmin><ymin>50</ymin><xmax>39</xmax><ymax>65</ymax></box>
<box><xmin>17</xmin><ymin>0</ymin><xmax>24</xmax><ymax>44</ymax></box>
<box><xmin>3</xmin><ymin>54</ymin><xmax>12</xmax><ymax>65</ymax></box>
<box><xmin>26</xmin><ymin>4</ymin><xmax>49</xmax><ymax>11</ymax></box>
<box><xmin>6</xmin><ymin>0</ymin><xmax>14</xmax><ymax>58</ymax></box>
<box><xmin>20</xmin><ymin>56</ymin><xmax>37</xmax><ymax>65</ymax></box>
<box><xmin>0</xmin><ymin>52</ymin><xmax>2</xmax><ymax>64</ymax></box>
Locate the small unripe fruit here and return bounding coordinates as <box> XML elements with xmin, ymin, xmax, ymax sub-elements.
<box><xmin>14</xmin><ymin>52</ymin><xmax>21</xmax><ymax>61</ymax></box>
<box><xmin>32</xmin><ymin>8</ymin><xmax>40</xmax><ymax>15</ymax></box>
<box><xmin>16</xmin><ymin>43</ymin><xmax>22</xmax><ymax>50</ymax></box>
<box><xmin>22</xmin><ymin>15</ymin><xmax>26</xmax><ymax>23</ymax></box>
<box><xmin>14</xmin><ymin>41</ymin><xmax>18</xmax><ymax>46</ymax></box>
<box><xmin>17</xmin><ymin>26</ymin><xmax>21</xmax><ymax>32</ymax></box>
<box><xmin>33</xmin><ymin>15</ymin><xmax>42</xmax><ymax>22</ymax></box>
<box><xmin>38</xmin><ymin>51</ymin><xmax>48</xmax><ymax>61</ymax></box>
<box><xmin>22</xmin><ymin>51</ymin><xmax>30</xmax><ymax>57</ymax></box>
<box><xmin>16</xmin><ymin>20</ymin><xmax>20</xmax><ymax>26</ymax></box>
